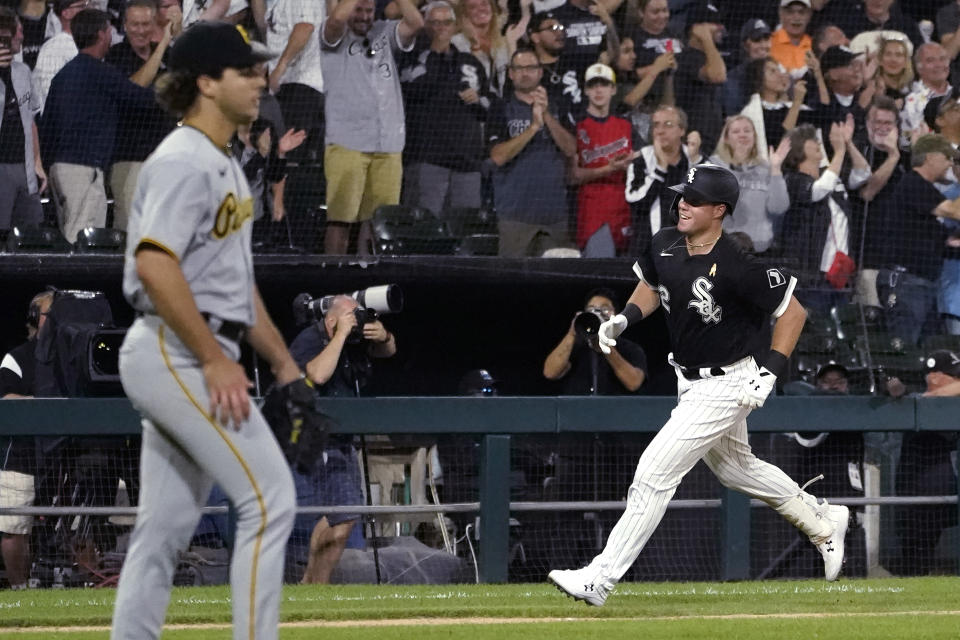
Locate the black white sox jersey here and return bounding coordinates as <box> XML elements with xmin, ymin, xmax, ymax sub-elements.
<box><xmin>633</xmin><ymin>228</ymin><xmax>797</xmax><ymax>369</ymax></box>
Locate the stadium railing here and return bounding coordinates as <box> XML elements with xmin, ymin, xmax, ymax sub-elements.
<box><xmin>0</xmin><ymin>395</ymin><xmax>958</xmax><ymax>583</ymax></box>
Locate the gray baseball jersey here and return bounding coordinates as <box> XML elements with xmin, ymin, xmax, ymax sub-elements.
<box><xmin>122</xmin><ymin>125</ymin><xmax>257</xmax><ymax>327</ymax></box>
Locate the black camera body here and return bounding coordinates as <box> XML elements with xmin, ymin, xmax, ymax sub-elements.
<box><xmin>348</xmin><ymin>307</ymin><xmax>379</xmax><ymax>343</ymax></box>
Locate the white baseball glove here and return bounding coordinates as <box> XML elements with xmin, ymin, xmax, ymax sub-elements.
<box><xmin>597</xmin><ymin>314</ymin><xmax>629</xmax><ymax>354</ymax></box>
<box><xmin>737</xmin><ymin>364</ymin><xmax>776</xmax><ymax>409</ymax></box>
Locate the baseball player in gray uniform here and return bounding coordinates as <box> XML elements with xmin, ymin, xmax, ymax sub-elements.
<box><xmin>111</xmin><ymin>22</ymin><xmax>302</xmax><ymax>640</ymax></box>
<box><xmin>549</xmin><ymin>164</ymin><xmax>849</xmax><ymax>606</ymax></box>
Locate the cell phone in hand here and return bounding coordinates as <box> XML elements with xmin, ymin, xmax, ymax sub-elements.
<box><xmin>665</xmin><ymin>39</ymin><xmax>672</xmax><ymax>53</ymax></box>
<box><xmin>0</xmin><ymin>35</ymin><xmax>11</xmax><ymax>50</ymax></box>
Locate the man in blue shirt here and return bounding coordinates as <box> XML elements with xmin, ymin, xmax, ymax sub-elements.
<box><xmin>40</xmin><ymin>9</ymin><xmax>155</xmax><ymax>243</ymax></box>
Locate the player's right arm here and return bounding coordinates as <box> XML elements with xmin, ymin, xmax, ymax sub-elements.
<box><xmin>597</xmin><ymin>282</ymin><xmax>660</xmax><ymax>354</ymax></box>
<box><xmin>624</xmin><ymin>280</ymin><xmax>662</xmax><ymax>317</ymax></box>
<box><xmin>136</xmin><ymin>247</ymin><xmax>253</xmax><ymax>428</ymax></box>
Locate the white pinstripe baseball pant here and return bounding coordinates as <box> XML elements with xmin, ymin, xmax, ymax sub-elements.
<box><xmin>591</xmin><ymin>355</ymin><xmax>809</xmax><ymax>583</ymax></box>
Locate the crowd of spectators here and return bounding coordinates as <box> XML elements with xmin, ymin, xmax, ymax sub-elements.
<box><xmin>8</xmin><ymin>1</ymin><xmax>960</xmax><ymax>327</ymax></box>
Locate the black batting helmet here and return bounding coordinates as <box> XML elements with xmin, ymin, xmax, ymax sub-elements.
<box><xmin>666</xmin><ymin>163</ymin><xmax>740</xmax><ymax>219</ymax></box>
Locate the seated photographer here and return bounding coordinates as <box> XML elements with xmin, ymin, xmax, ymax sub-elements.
<box><xmin>287</xmin><ymin>294</ymin><xmax>396</xmax><ymax>584</ymax></box>
<box><xmin>542</xmin><ymin>288</ymin><xmax>647</xmax><ymax>395</ymax></box>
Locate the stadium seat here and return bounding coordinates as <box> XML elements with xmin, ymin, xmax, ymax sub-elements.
<box><xmin>444</xmin><ymin>207</ymin><xmax>497</xmax><ymax>237</ymax></box>
<box><xmin>4</xmin><ymin>226</ymin><xmax>72</xmax><ymax>253</ymax></box>
<box><xmin>831</xmin><ymin>303</ymin><xmax>884</xmax><ymax>340</ymax></box>
<box><xmin>855</xmin><ymin>330</ymin><xmax>924</xmax><ymax>387</ymax></box>
<box><xmin>75</xmin><ymin>228</ymin><xmax>127</xmax><ymax>254</ymax></box>
<box><xmin>371</xmin><ymin>205</ymin><xmax>458</xmax><ymax>255</ymax></box>
<box><xmin>446</xmin><ymin>207</ymin><xmax>498</xmax><ymax>256</ymax></box>
<box><xmin>455</xmin><ymin>233</ymin><xmax>498</xmax><ymax>256</ymax></box>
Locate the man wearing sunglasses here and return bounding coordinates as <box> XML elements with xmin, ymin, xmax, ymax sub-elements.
<box><xmin>321</xmin><ymin>0</ymin><xmax>423</xmax><ymax>255</ymax></box>
<box><xmin>529</xmin><ymin>11</ymin><xmax>582</xmax><ymax>120</ymax></box>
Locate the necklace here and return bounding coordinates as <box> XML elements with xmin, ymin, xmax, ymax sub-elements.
<box><xmin>685</xmin><ymin>233</ymin><xmax>721</xmax><ymax>249</ymax></box>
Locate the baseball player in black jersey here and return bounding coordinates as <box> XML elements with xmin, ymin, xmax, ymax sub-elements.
<box><xmin>549</xmin><ymin>163</ymin><xmax>849</xmax><ymax>606</ymax></box>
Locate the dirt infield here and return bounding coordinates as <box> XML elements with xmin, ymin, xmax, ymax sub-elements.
<box><xmin>4</xmin><ymin>610</ymin><xmax>960</xmax><ymax>634</ymax></box>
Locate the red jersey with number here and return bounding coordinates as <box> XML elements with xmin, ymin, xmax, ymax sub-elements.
<box><xmin>575</xmin><ymin>114</ymin><xmax>633</xmax><ymax>250</ymax></box>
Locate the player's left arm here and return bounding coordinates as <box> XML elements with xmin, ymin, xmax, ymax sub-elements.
<box><xmin>769</xmin><ymin>296</ymin><xmax>807</xmax><ymax>363</ymax></box>
<box><xmin>246</xmin><ymin>286</ymin><xmax>303</xmax><ymax>386</ymax></box>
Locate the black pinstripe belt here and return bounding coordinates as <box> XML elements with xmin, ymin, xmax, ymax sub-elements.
<box><xmin>679</xmin><ymin>366</ymin><xmax>726</xmax><ymax>381</ymax></box>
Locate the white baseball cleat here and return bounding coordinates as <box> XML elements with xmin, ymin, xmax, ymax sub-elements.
<box><xmin>547</xmin><ymin>568</ymin><xmax>612</xmax><ymax>607</ymax></box>
<box><xmin>814</xmin><ymin>504</ymin><xmax>849</xmax><ymax>581</ymax></box>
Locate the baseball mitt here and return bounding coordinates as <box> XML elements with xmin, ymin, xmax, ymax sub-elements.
<box><xmin>261</xmin><ymin>377</ymin><xmax>333</xmax><ymax>474</ymax></box>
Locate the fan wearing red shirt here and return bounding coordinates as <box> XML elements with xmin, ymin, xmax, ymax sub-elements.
<box><xmin>571</xmin><ymin>63</ymin><xmax>638</xmax><ymax>253</ymax></box>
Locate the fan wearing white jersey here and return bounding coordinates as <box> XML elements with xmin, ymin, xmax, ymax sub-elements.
<box><xmin>549</xmin><ymin>163</ymin><xmax>849</xmax><ymax>606</ymax></box>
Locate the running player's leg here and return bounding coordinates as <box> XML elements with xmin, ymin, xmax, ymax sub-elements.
<box><xmin>704</xmin><ymin>414</ymin><xmax>834</xmax><ymax>538</ymax></box>
<box><xmin>703</xmin><ymin>414</ymin><xmax>848</xmax><ymax>579</ymax></box>
<box><xmin>112</xmin><ymin>421</ymin><xmax>212</xmax><ymax>640</ymax></box>
<box><xmin>590</xmin><ymin>376</ymin><xmax>745</xmax><ymax>583</ymax></box>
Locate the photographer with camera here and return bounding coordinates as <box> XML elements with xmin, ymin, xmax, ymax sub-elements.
<box><xmin>287</xmin><ymin>293</ymin><xmax>396</xmax><ymax>583</ymax></box>
<box><xmin>543</xmin><ymin>288</ymin><xmax>647</xmax><ymax>395</ymax></box>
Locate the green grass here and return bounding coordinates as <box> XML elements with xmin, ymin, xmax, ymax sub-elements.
<box><xmin>0</xmin><ymin>578</ymin><xmax>959</xmax><ymax>638</ymax></box>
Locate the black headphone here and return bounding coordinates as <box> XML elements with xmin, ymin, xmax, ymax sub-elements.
<box><xmin>27</xmin><ymin>300</ymin><xmax>41</xmax><ymax>329</ymax></box>
<box><xmin>27</xmin><ymin>288</ymin><xmax>56</xmax><ymax>330</ymax></box>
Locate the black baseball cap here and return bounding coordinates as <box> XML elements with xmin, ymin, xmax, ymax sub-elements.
<box><xmin>686</xmin><ymin>0</ymin><xmax>725</xmax><ymax>28</ymax></box>
<box><xmin>923</xmin><ymin>350</ymin><xmax>960</xmax><ymax>377</ymax></box>
<box><xmin>169</xmin><ymin>21</ymin><xmax>274</xmax><ymax>76</ymax></box>
<box><xmin>667</xmin><ymin>163</ymin><xmax>740</xmax><ymax>214</ymax></box>
<box><xmin>741</xmin><ymin>18</ymin><xmax>771</xmax><ymax>42</ymax></box>
<box><xmin>923</xmin><ymin>88</ymin><xmax>960</xmax><ymax>131</ymax></box>
<box><xmin>820</xmin><ymin>45</ymin><xmax>863</xmax><ymax>73</ymax></box>
<box><xmin>815</xmin><ymin>363</ymin><xmax>849</xmax><ymax>380</ymax></box>
<box><xmin>529</xmin><ymin>11</ymin><xmax>561</xmax><ymax>33</ymax></box>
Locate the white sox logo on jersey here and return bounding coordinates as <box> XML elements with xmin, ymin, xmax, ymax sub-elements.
<box><xmin>688</xmin><ymin>276</ymin><xmax>721</xmax><ymax>324</ymax></box>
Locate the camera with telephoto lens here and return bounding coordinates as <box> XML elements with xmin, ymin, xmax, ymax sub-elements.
<box><xmin>573</xmin><ymin>307</ymin><xmax>611</xmax><ymax>346</ymax></box>
<box><xmin>293</xmin><ymin>285</ymin><xmax>403</xmax><ymax>342</ymax></box>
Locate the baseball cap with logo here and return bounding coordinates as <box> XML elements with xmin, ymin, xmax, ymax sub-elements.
<box><xmin>686</xmin><ymin>0</ymin><xmax>725</xmax><ymax>28</ymax></box>
<box><xmin>169</xmin><ymin>21</ymin><xmax>274</xmax><ymax>77</ymax></box>
<box><xmin>741</xmin><ymin>19</ymin><xmax>772</xmax><ymax>42</ymax></box>
<box><xmin>585</xmin><ymin>63</ymin><xmax>616</xmax><ymax>85</ymax></box>
<box><xmin>924</xmin><ymin>350</ymin><xmax>960</xmax><ymax>377</ymax></box>
<box><xmin>666</xmin><ymin>163</ymin><xmax>739</xmax><ymax>216</ymax></box>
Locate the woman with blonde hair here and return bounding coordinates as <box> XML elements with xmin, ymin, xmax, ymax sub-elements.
<box><xmin>452</xmin><ymin>0</ymin><xmax>514</xmax><ymax>96</ymax></box>
<box><xmin>864</xmin><ymin>36</ymin><xmax>913</xmax><ymax>110</ymax></box>
<box><xmin>709</xmin><ymin>115</ymin><xmax>791</xmax><ymax>254</ymax></box>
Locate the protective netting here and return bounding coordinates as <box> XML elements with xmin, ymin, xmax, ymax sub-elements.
<box><xmin>0</xmin><ymin>430</ymin><xmax>955</xmax><ymax>587</ymax></box>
